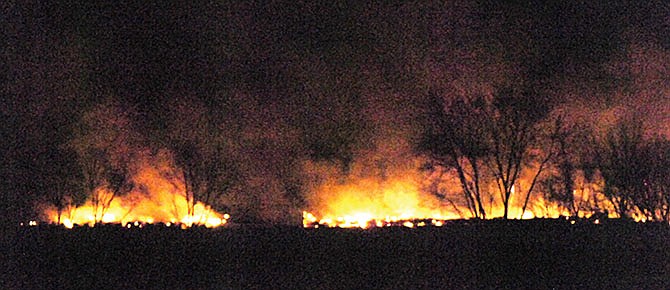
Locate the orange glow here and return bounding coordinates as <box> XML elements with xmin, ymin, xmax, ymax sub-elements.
<box><xmin>303</xmin><ymin>169</ymin><xmax>459</xmax><ymax>228</ymax></box>
<box><xmin>302</xmin><ymin>159</ymin><xmax>622</xmax><ymax>228</ymax></box>
<box><xmin>44</xmin><ymin>155</ymin><xmax>229</xmax><ymax>229</ymax></box>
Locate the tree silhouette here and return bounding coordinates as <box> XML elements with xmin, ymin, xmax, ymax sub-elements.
<box><xmin>598</xmin><ymin>118</ymin><xmax>670</xmax><ymax>221</ymax></box>
<box><xmin>420</xmin><ymin>87</ymin><xmax>552</xmax><ymax>219</ymax></box>
<box><xmin>419</xmin><ymin>94</ymin><xmax>490</xmax><ymax>218</ymax></box>
<box><xmin>162</xmin><ymin>97</ymin><xmax>238</xmax><ymax>225</ymax></box>
<box><xmin>597</xmin><ymin>119</ymin><xmax>645</xmax><ymax>218</ymax></box>
<box><xmin>640</xmin><ymin>137</ymin><xmax>670</xmax><ymax>221</ymax></box>
<box><xmin>539</xmin><ymin>119</ymin><xmax>602</xmax><ymax>217</ymax></box>
<box><xmin>68</xmin><ymin>100</ymin><xmax>136</xmax><ymax>223</ymax></box>
<box><xmin>485</xmin><ymin>89</ymin><xmax>552</xmax><ymax>219</ymax></box>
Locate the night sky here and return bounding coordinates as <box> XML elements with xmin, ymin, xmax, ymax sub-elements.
<box><xmin>2</xmin><ymin>1</ymin><xmax>668</xmax><ymax>224</ymax></box>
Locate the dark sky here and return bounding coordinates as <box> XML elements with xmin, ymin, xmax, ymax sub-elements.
<box><xmin>2</xmin><ymin>1</ymin><xmax>668</xmax><ymax>223</ymax></box>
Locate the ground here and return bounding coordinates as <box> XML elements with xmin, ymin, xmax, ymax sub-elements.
<box><xmin>3</xmin><ymin>219</ymin><xmax>669</xmax><ymax>289</ymax></box>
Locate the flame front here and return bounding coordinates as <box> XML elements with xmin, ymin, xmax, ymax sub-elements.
<box><xmin>303</xmin><ymin>167</ymin><xmax>460</xmax><ymax>228</ymax></box>
<box><xmin>302</xmin><ymin>159</ymin><xmax>620</xmax><ymax>228</ymax></box>
<box><xmin>44</xmin><ymin>155</ymin><xmax>229</xmax><ymax>229</ymax></box>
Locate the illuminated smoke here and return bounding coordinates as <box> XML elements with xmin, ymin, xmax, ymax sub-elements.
<box><xmin>44</xmin><ymin>150</ymin><xmax>228</xmax><ymax>228</ymax></box>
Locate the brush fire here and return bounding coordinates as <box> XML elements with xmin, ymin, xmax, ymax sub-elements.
<box><xmin>34</xmin><ymin>128</ymin><xmax>653</xmax><ymax>229</ymax></box>
<box><xmin>43</xmin><ymin>154</ymin><xmax>229</xmax><ymax>229</ymax></box>
<box><xmin>301</xmin><ymin>173</ymin><xmax>458</xmax><ymax>228</ymax></box>
<box><xmin>40</xmin><ymin>150</ymin><xmax>623</xmax><ymax>229</ymax></box>
<box><xmin>300</xmin><ymin>155</ymin><xmax>620</xmax><ymax>228</ymax></box>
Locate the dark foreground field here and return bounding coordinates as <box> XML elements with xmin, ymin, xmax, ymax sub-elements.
<box><xmin>3</xmin><ymin>219</ymin><xmax>670</xmax><ymax>289</ymax></box>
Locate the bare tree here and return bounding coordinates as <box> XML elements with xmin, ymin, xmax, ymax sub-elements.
<box><xmin>164</xmin><ymin>97</ymin><xmax>238</xmax><ymax>225</ymax></box>
<box><xmin>82</xmin><ymin>149</ymin><xmax>114</xmax><ymax>223</ymax></box>
<box><xmin>518</xmin><ymin>118</ymin><xmax>561</xmax><ymax>219</ymax></box>
<box><xmin>173</xmin><ymin>141</ymin><xmax>236</xmax><ymax>224</ymax></box>
<box><xmin>419</xmin><ymin>94</ymin><xmax>490</xmax><ymax>219</ymax></box>
<box><xmin>420</xmin><ymin>89</ymin><xmax>553</xmax><ymax>219</ymax></box>
<box><xmin>41</xmin><ymin>147</ymin><xmax>86</xmax><ymax>224</ymax></box>
<box><xmin>597</xmin><ymin>119</ymin><xmax>645</xmax><ymax>219</ymax></box>
<box><xmin>481</xmin><ymin>89</ymin><xmax>550</xmax><ymax>219</ymax></box>
<box><xmin>69</xmin><ymin>100</ymin><xmax>137</xmax><ymax>223</ymax></box>
<box><xmin>537</xmin><ymin>116</ymin><xmax>594</xmax><ymax>217</ymax></box>
<box><xmin>631</xmin><ymin>137</ymin><xmax>670</xmax><ymax>221</ymax></box>
<box><xmin>595</xmin><ymin>118</ymin><xmax>670</xmax><ymax>221</ymax></box>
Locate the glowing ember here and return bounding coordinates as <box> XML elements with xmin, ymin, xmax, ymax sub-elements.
<box><xmin>44</xmin><ymin>156</ymin><xmax>229</xmax><ymax>229</ymax></box>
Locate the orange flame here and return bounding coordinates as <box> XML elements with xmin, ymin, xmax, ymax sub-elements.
<box><xmin>44</xmin><ymin>155</ymin><xmax>229</xmax><ymax>229</ymax></box>
<box><xmin>302</xmin><ymin>160</ymin><xmax>620</xmax><ymax>228</ymax></box>
<box><xmin>303</xmin><ymin>170</ymin><xmax>459</xmax><ymax>228</ymax></box>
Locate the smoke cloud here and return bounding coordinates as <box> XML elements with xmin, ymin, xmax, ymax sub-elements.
<box><xmin>3</xmin><ymin>1</ymin><xmax>668</xmax><ymax>224</ymax></box>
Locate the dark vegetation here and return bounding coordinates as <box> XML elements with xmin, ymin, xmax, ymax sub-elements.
<box><xmin>5</xmin><ymin>220</ymin><xmax>669</xmax><ymax>289</ymax></box>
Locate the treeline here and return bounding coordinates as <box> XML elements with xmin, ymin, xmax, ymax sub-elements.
<box><xmin>419</xmin><ymin>91</ymin><xmax>670</xmax><ymax>222</ymax></box>
<box><xmin>36</xmin><ymin>90</ymin><xmax>670</xmax><ymax>225</ymax></box>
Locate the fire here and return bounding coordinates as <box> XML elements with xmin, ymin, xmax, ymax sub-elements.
<box><xmin>303</xmin><ymin>171</ymin><xmax>459</xmax><ymax>228</ymax></box>
<box><xmin>50</xmin><ymin>195</ymin><xmax>227</xmax><ymax>229</ymax></box>
<box><xmin>44</xmin><ymin>155</ymin><xmax>229</xmax><ymax>229</ymax></box>
<box><xmin>302</xmin><ymin>159</ymin><xmax>621</xmax><ymax>228</ymax></box>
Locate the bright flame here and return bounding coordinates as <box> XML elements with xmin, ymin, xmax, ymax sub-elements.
<box><xmin>302</xmin><ymin>157</ymin><xmax>622</xmax><ymax>228</ymax></box>
<box><xmin>304</xmin><ymin>170</ymin><xmax>458</xmax><ymax>228</ymax></box>
<box><xmin>45</xmin><ymin>156</ymin><xmax>229</xmax><ymax>228</ymax></box>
